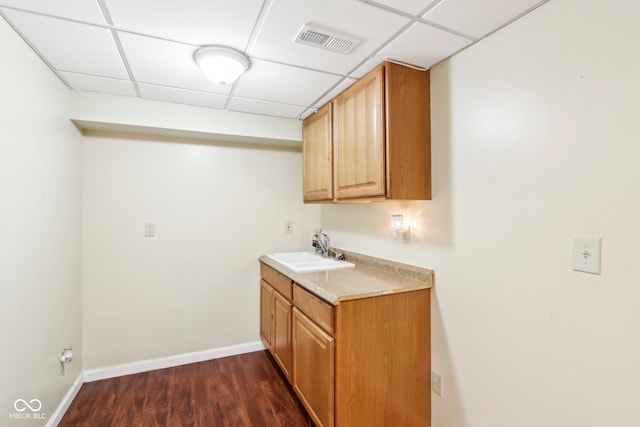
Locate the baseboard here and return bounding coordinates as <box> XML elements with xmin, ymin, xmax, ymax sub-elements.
<box><xmin>83</xmin><ymin>340</ymin><xmax>266</xmax><ymax>383</ymax></box>
<box><xmin>44</xmin><ymin>373</ymin><xmax>83</xmax><ymax>427</ymax></box>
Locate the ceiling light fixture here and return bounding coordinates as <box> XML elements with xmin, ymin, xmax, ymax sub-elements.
<box><xmin>194</xmin><ymin>46</ymin><xmax>250</xmax><ymax>86</ymax></box>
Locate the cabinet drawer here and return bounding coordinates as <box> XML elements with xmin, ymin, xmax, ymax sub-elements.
<box><xmin>261</xmin><ymin>263</ymin><xmax>293</xmax><ymax>300</ymax></box>
<box><xmin>293</xmin><ymin>285</ymin><xmax>334</xmax><ymax>335</ymax></box>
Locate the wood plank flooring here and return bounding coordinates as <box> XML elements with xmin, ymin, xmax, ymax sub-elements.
<box><xmin>59</xmin><ymin>351</ymin><xmax>314</xmax><ymax>427</ymax></box>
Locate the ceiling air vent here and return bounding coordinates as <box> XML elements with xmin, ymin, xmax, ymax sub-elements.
<box><xmin>294</xmin><ymin>24</ymin><xmax>360</xmax><ymax>54</ymax></box>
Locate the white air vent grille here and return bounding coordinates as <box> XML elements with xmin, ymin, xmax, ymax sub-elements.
<box><xmin>299</xmin><ymin>30</ymin><xmax>330</xmax><ymax>46</ymax></box>
<box><xmin>294</xmin><ymin>25</ymin><xmax>359</xmax><ymax>54</ymax></box>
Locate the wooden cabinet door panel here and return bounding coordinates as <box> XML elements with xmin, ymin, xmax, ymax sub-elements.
<box><xmin>333</xmin><ymin>66</ymin><xmax>385</xmax><ymax>200</ymax></box>
<box><xmin>273</xmin><ymin>291</ymin><xmax>292</xmax><ymax>381</ymax></box>
<box><xmin>259</xmin><ymin>280</ymin><xmax>273</xmax><ymax>351</ymax></box>
<box><xmin>292</xmin><ymin>308</ymin><xmax>335</xmax><ymax>427</ymax></box>
<box><xmin>303</xmin><ymin>103</ymin><xmax>333</xmax><ymax>202</ymax></box>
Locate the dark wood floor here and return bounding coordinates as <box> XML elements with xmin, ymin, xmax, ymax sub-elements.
<box><xmin>59</xmin><ymin>350</ymin><xmax>314</xmax><ymax>427</ymax></box>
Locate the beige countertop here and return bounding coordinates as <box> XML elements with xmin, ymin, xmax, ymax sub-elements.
<box><xmin>259</xmin><ymin>249</ymin><xmax>433</xmax><ymax>305</ymax></box>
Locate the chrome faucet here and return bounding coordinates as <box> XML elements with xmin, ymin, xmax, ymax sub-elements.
<box><xmin>312</xmin><ymin>228</ymin><xmax>330</xmax><ymax>257</ymax></box>
<box><xmin>328</xmin><ymin>247</ymin><xmax>346</xmax><ymax>261</ymax></box>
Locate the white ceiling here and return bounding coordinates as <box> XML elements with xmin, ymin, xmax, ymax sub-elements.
<box><xmin>0</xmin><ymin>0</ymin><xmax>548</xmax><ymax>120</ymax></box>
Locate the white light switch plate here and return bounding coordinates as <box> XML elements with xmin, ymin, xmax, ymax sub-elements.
<box><xmin>572</xmin><ymin>237</ymin><xmax>601</xmax><ymax>274</ymax></box>
<box><xmin>145</xmin><ymin>223</ymin><xmax>155</xmax><ymax>237</ymax></box>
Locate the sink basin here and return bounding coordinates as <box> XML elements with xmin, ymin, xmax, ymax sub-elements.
<box><xmin>266</xmin><ymin>251</ymin><xmax>355</xmax><ymax>273</ymax></box>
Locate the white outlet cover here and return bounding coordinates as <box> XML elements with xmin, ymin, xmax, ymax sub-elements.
<box><xmin>572</xmin><ymin>237</ymin><xmax>601</xmax><ymax>274</ymax></box>
<box><xmin>431</xmin><ymin>371</ymin><xmax>442</xmax><ymax>396</ymax></box>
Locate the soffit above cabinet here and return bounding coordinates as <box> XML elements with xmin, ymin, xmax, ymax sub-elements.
<box><xmin>0</xmin><ymin>0</ymin><xmax>549</xmax><ymax>120</ymax></box>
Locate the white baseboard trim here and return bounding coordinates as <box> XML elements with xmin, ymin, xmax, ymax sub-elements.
<box><xmin>83</xmin><ymin>340</ymin><xmax>266</xmax><ymax>383</ymax></box>
<box><xmin>45</xmin><ymin>373</ymin><xmax>83</xmax><ymax>427</ymax></box>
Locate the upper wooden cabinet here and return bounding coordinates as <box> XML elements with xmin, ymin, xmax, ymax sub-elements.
<box><xmin>333</xmin><ymin>66</ymin><xmax>386</xmax><ymax>199</ymax></box>
<box><xmin>302</xmin><ymin>61</ymin><xmax>431</xmax><ymax>202</ymax></box>
<box><xmin>302</xmin><ymin>103</ymin><xmax>333</xmax><ymax>202</ymax></box>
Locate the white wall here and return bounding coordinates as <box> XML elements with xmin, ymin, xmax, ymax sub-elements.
<box><xmin>0</xmin><ymin>17</ymin><xmax>82</xmax><ymax>427</ymax></box>
<box><xmin>322</xmin><ymin>0</ymin><xmax>640</xmax><ymax>426</ymax></box>
<box><xmin>82</xmin><ymin>133</ymin><xmax>320</xmax><ymax>369</ymax></box>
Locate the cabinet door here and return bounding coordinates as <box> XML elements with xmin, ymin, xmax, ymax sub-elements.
<box><xmin>292</xmin><ymin>308</ymin><xmax>335</xmax><ymax>427</ymax></box>
<box><xmin>259</xmin><ymin>280</ymin><xmax>274</xmax><ymax>351</ymax></box>
<box><xmin>302</xmin><ymin>103</ymin><xmax>333</xmax><ymax>202</ymax></box>
<box><xmin>333</xmin><ymin>65</ymin><xmax>385</xmax><ymax>200</ymax></box>
<box><xmin>273</xmin><ymin>291</ymin><xmax>292</xmax><ymax>381</ymax></box>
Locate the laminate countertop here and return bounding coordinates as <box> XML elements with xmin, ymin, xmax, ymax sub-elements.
<box><xmin>259</xmin><ymin>249</ymin><xmax>433</xmax><ymax>305</ymax></box>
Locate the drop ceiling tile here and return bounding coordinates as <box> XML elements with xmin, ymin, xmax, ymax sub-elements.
<box><xmin>118</xmin><ymin>32</ymin><xmax>231</xmax><ymax>95</ymax></box>
<box><xmin>360</xmin><ymin>0</ymin><xmax>439</xmax><ymax>16</ymax></box>
<box><xmin>1</xmin><ymin>9</ymin><xmax>127</xmax><ymax>78</ymax></box>
<box><xmin>313</xmin><ymin>78</ymin><xmax>357</xmax><ymax>108</ymax></box>
<box><xmin>104</xmin><ymin>0</ymin><xmax>262</xmax><ymax>48</ymax></box>
<box><xmin>0</xmin><ymin>0</ymin><xmax>547</xmax><ymax>117</ymax></box>
<box><xmin>138</xmin><ymin>83</ymin><xmax>227</xmax><ymax>109</ymax></box>
<box><xmin>249</xmin><ymin>0</ymin><xmax>410</xmax><ymax>75</ymax></box>
<box><xmin>60</xmin><ymin>72</ymin><xmax>136</xmax><ymax>97</ymax></box>
<box><xmin>234</xmin><ymin>59</ymin><xmax>342</xmax><ymax>107</ymax></box>
<box><xmin>423</xmin><ymin>0</ymin><xmax>546</xmax><ymax>38</ymax></box>
<box><xmin>0</xmin><ymin>0</ymin><xmax>106</xmax><ymax>25</ymax></box>
<box><xmin>377</xmin><ymin>21</ymin><xmax>473</xmax><ymax>69</ymax></box>
<box><xmin>228</xmin><ymin>97</ymin><xmax>306</xmax><ymax>119</ymax></box>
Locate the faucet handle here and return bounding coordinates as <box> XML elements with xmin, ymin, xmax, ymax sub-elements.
<box><xmin>328</xmin><ymin>248</ymin><xmax>345</xmax><ymax>261</ymax></box>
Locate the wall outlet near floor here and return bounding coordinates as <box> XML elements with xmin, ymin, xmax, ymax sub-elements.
<box><xmin>431</xmin><ymin>371</ymin><xmax>443</xmax><ymax>396</ymax></box>
<box><xmin>285</xmin><ymin>220</ymin><xmax>293</xmax><ymax>234</ymax></box>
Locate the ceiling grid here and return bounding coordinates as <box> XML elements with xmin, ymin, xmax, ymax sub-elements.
<box><xmin>0</xmin><ymin>0</ymin><xmax>548</xmax><ymax>120</ymax></box>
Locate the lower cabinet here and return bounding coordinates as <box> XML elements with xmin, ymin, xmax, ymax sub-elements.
<box><xmin>259</xmin><ymin>280</ymin><xmax>273</xmax><ymax>351</ymax></box>
<box><xmin>260</xmin><ymin>264</ymin><xmax>293</xmax><ymax>382</ymax></box>
<box><xmin>260</xmin><ymin>262</ymin><xmax>431</xmax><ymax>427</ymax></box>
<box><xmin>272</xmin><ymin>291</ymin><xmax>293</xmax><ymax>379</ymax></box>
<box><xmin>292</xmin><ymin>307</ymin><xmax>335</xmax><ymax>427</ymax></box>
<box><xmin>333</xmin><ymin>290</ymin><xmax>430</xmax><ymax>426</ymax></box>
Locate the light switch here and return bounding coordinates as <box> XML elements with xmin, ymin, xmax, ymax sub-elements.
<box><xmin>145</xmin><ymin>223</ymin><xmax>155</xmax><ymax>237</ymax></box>
<box><xmin>572</xmin><ymin>237</ymin><xmax>601</xmax><ymax>274</ymax></box>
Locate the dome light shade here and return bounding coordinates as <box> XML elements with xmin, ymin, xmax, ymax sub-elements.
<box><xmin>194</xmin><ymin>46</ymin><xmax>250</xmax><ymax>86</ymax></box>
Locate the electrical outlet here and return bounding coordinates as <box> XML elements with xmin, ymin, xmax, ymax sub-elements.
<box><xmin>285</xmin><ymin>220</ymin><xmax>293</xmax><ymax>234</ymax></box>
<box><xmin>431</xmin><ymin>371</ymin><xmax>442</xmax><ymax>396</ymax></box>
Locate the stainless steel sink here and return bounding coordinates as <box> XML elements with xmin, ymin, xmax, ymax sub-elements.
<box><xmin>265</xmin><ymin>251</ymin><xmax>355</xmax><ymax>273</ymax></box>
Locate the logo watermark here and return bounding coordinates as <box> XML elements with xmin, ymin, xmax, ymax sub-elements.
<box><xmin>9</xmin><ymin>399</ymin><xmax>46</xmax><ymax>420</ymax></box>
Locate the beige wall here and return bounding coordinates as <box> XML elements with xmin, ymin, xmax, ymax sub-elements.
<box><xmin>322</xmin><ymin>0</ymin><xmax>640</xmax><ymax>426</ymax></box>
<box><xmin>82</xmin><ymin>133</ymin><xmax>320</xmax><ymax>369</ymax></box>
<box><xmin>5</xmin><ymin>0</ymin><xmax>640</xmax><ymax>424</ymax></box>
<box><xmin>0</xmin><ymin>17</ymin><xmax>82</xmax><ymax>427</ymax></box>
